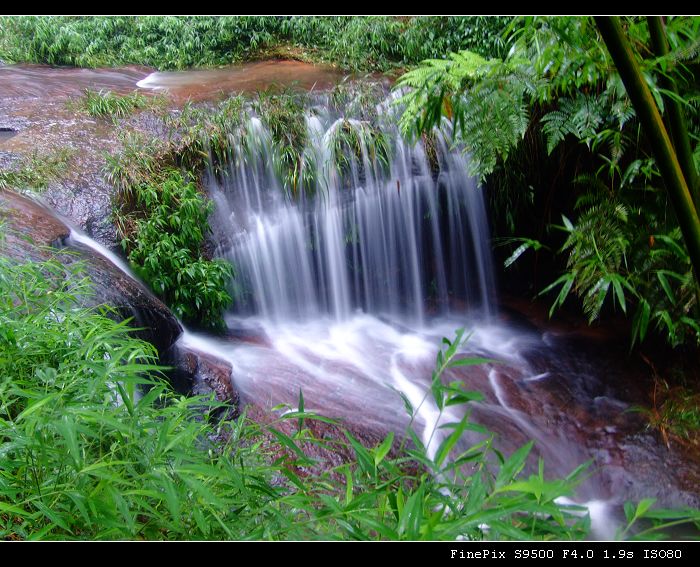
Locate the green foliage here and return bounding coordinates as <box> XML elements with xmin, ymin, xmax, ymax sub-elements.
<box><xmin>79</xmin><ymin>89</ymin><xmax>155</xmax><ymax>119</ymax></box>
<box><xmin>621</xmin><ymin>499</ymin><xmax>700</xmax><ymax>541</ymax></box>
<box><xmin>328</xmin><ymin>119</ymin><xmax>391</xmax><ymax>186</ymax></box>
<box><xmin>0</xmin><ymin>247</ymin><xmax>273</xmax><ymax>539</ymax></box>
<box><xmin>106</xmin><ymin>95</ymin><xmax>248</xmax><ymax>200</ymax></box>
<box><xmin>541</xmin><ymin>188</ymin><xmax>699</xmax><ymax>347</ymax></box>
<box><xmin>329</xmin><ymin>79</ymin><xmax>387</xmax><ymax>120</ymax></box>
<box><xmin>398</xmin><ymin>16</ymin><xmax>700</xmax><ymax>348</ymax></box>
<box><xmin>541</xmin><ymin>93</ymin><xmax>607</xmax><ymax>155</ymax></box>
<box><xmin>106</xmin><ymin>130</ymin><xmax>167</xmax><ymax>206</ymax></box>
<box><xmin>0</xmin><ymin>16</ymin><xmax>512</xmax><ymax>72</ymax></box>
<box><xmin>253</xmin><ymin>91</ymin><xmax>311</xmax><ymax>196</ymax></box>
<box><xmin>0</xmin><ymin>149</ymin><xmax>74</xmax><ymax>191</ymax></box>
<box><xmin>635</xmin><ymin>376</ymin><xmax>700</xmax><ymax>449</ymax></box>
<box><xmin>397</xmin><ymin>50</ymin><xmax>539</xmax><ymax>180</ymax></box>
<box><xmin>118</xmin><ymin>170</ymin><xmax>232</xmax><ymax>328</ymax></box>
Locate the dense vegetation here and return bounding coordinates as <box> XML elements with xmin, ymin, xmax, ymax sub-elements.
<box><xmin>118</xmin><ymin>170</ymin><xmax>233</xmax><ymax>328</ymax></box>
<box><xmin>0</xmin><ymin>16</ymin><xmax>511</xmax><ymax>72</ymax></box>
<box><xmin>398</xmin><ymin>16</ymin><xmax>700</xmax><ymax>351</ymax></box>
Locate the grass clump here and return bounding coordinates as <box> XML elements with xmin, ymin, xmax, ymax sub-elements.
<box><xmin>105</xmin><ymin>98</ymin><xmax>250</xmax><ymax>328</ymax></box>
<box><xmin>0</xmin><ymin>149</ymin><xmax>74</xmax><ymax>191</ymax></box>
<box><xmin>79</xmin><ymin>89</ymin><xmax>155</xmax><ymax>119</ymax></box>
<box><xmin>253</xmin><ymin>90</ymin><xmax>310</xmax><ymax>196</ymax></box>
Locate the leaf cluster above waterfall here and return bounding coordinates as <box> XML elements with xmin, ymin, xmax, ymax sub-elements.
<box><xmin>253</xmin><ymin>90</ymin><xmax>310</xmax><ymax>197</ymax></box>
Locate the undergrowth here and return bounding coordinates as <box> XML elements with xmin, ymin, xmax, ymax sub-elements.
<box><xmin>0</xmin><ymin>16</ymin><xmax>512</xmax><ymax>72</ymax></box>
<box><xmin>1</xmin><ymin>232</ymin><xmax>698</xmax><ymax>540</ymax></box>
<box><xmin>116</xmin><ymin>170</ymin><xmax>232</xmax><ymax>329</ymax></box>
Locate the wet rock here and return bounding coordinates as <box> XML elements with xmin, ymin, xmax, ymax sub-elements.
<box><xmin>0</xmin><ymin>151</ymin><xmax>21</xmax><ymax>170</ymax></box>
<box><xmin>167</xmin><ymin>342</ymin><xmax>236</xmax><ymax>401</ymax></box>
<box><xmin>0</xmin><ymin>189</ymin><xmax>182</xmax><ymax>354</ymax></box>
<box><xmin>162</xmin><ymin>341</ymin><xmax>239</xmax><ymax>421</ymax></box>
<box><xmin>74</xmin><ymin>247</ymin><xmax>182</xmax><ymax>353</ymax></box>
<box><xmin>0</xmin><ymin>189</ymin><xmax>71</xmax><ymax>248</ymax></box>
<box><xmin>43</xmin><ymin>176</ymin><xmax>117</xmax><ymax>247</ymax></box>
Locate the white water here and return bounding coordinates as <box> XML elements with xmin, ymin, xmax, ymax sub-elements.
<box><xmin>68</xmin><ymin>229</ymin><xmax>135</xmax><ymax>277</ymax></box>
<box><xmin>207</xmin><ymin>102</ymin><xmax>495</xmax><ymax>324</ymax></box>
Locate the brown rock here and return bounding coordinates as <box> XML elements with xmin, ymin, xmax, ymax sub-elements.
<box><xmin>0</xmin><ymin>189</ymin><xmax>182</xmax><ymax>354</ymax></box>
<box><xmin>163</xmin><ymin>341</ymin><xmax>238</xmax><ymax>407</ymax></box>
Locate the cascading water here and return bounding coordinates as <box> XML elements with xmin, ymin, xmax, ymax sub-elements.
<box><xmin>207</xmin><ymin>95</ymin><xmax>495</xmax><ymax>324</ymax></box>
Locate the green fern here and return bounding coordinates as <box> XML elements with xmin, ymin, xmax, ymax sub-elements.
<box><xmin>396</xmin><ymin>50</ymin><xmax>542</xmax><ymax>180</ymax></box>
<box><xmin>541</xmin><ymin>94</ymin><xmax>607</xmax><ymax>154</ymax></box>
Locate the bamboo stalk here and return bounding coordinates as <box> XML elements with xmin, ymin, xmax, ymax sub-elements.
<box><xmin>595</xmin><ymin>16</ymin><xmax>700</xmax><ymax>281</ymax></box>
<box><xmin>647</xmin><ymin>16</ymin><xmax>699</xmax><ymax>209</ymax></box>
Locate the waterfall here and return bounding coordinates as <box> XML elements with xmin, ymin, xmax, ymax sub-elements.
<box><xmin>206</xmin><ymin>94</ymin><xmax>495</xmax><ymax>325</ymax></box>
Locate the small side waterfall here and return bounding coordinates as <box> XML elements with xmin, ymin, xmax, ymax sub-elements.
<box><xmin>206</xmin><ymin>95</ymin><xmax>495</xmax><ymax>325</ymax></box>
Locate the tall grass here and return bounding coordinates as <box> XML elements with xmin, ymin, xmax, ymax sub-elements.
<box><xmin>0</xmin><ymin>149</ymin><xmax>74</xmax><ymax>191</ymax></box>
<box><xmin>79</xmin><ymin>89</ymin><xmax>155</xmax><ymax>119</ymax></box>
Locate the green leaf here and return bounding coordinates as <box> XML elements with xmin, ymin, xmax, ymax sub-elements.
<box><xmin>611</xmin><ymin>276</ymin><xmax>627</xmax><ymax>313</ymax></box>
<box><xmin>344</xmin><ymin>431</ymin><xmax>374</xmax><ymax>477</ymax></box>
<box><xmin>297</xmin><ymin>389</ymin><xmax>305</xmax><ymax>433</ymax></box>
<box><xmin>374</xmin><ymin>432</ymin><xmax>394</xmax><ymax>467</ymax></box>
<box><xmin>495</xmin><ymin>441</ymin><xmax>533</xmax><ymax>489</ymax></box>
<box><xmin>434</xmin><ymin>415</ymin><xmax>469</xmax><ymax>467</ymax></box>
<box><xmin>632</xmin><ymin>299</ymin><xmax>651</xmax><ymax>344</ymax></box>
<box><xmin>449</xmin><ymin>356</ymin><xmax>496</xmax><ymax>367</ymax></box>
<box><xmin>656</xmin><ymin>271</ymin><xmax>677</xmax><ymax>304</ymax></box>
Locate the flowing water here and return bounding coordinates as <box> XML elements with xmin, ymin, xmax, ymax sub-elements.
<box><xmin>137</xmin><ymin>60</ymin><xmax>348</xmax><ymax>101</ymax></box>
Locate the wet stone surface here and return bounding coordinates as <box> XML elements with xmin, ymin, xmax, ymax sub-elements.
<box><xmin>0</xmin><ymin>190</ymin><xmax>182</xmax><ymax>354</ymax></box>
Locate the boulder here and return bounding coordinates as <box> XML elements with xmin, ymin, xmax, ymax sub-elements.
<box><xmin>0</xmin><ymin>189</ymin><xmax>182</xmax><ymax>353</ymax></box>
<box><xmin>162</xmin><ymin>341</ymin><xmax>239</xmax><ymax>421</ymax></box>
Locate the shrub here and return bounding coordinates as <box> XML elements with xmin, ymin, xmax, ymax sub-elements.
<box><xmin>119</xmin><ymin>170</ymin><xmax>233</xmax><ymax>328</ymax></box>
